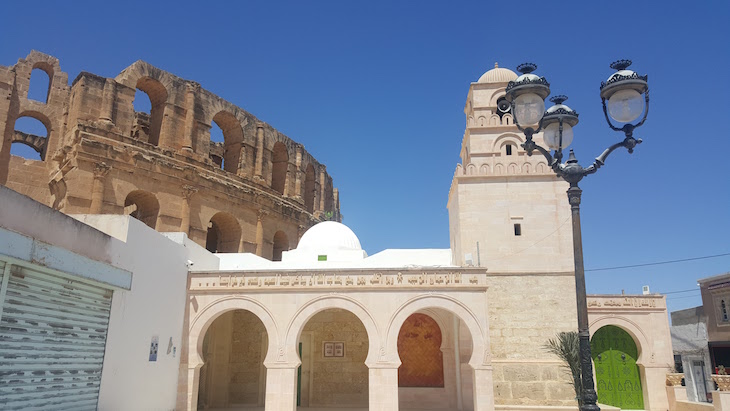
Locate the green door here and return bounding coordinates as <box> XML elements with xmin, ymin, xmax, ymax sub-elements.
<box><xmin>591</xmin><ymin>325</ymin><xmax>644</xmax><ymax>409</ymax></box>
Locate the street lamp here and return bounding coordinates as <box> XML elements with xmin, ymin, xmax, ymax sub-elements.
<box><xmin>505</xmin><ymin>60</ymin><xmax>649</xmax><ymax>411</ymax></box>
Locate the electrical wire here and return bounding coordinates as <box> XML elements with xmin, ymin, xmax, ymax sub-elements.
<box><xmin>586</xmin><ymin>252</ymin><xmax>730</xmax><ymax>272</ymax></box>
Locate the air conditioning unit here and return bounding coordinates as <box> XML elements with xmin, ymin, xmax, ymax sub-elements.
<box><xmin>642</xmin><ymin>285</ymin><xmax>650</xmax><ymax>295</ymax></box>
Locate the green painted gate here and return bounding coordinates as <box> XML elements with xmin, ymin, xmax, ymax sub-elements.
<box><xmin>591</xmin><ymin>325</ymin><xmax>644</xmax><ymax>409</ymax></box>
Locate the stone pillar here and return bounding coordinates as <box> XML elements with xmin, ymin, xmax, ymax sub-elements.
<box><xmin>294</xmin><ymin>145</ymin><xmax>302</xmax><ymax>199</ymax></box>
<box><xmin>472</xmin><ymin>366</ymin><xmax>495</xmax><ymax>411</ymax></box>
<box><xmin>186</xmin><ymin>366</ymin><xmax>201</xmax><ymax>411</ymax></box>
<box><xmin>255</xmin><ymin>210</ymin><xmax>268</xmax><ymax>257</ymax></box>
<box><xmin>90</xmin><ymin>162</ymin><xmax>111</xmax><ymax>214</ymax></box>
<box><xmin>318</xmin><ymin>165</ymin><xmax>326</xmax><ymax>212</ymax></box>
<box><xmin>642</xmin><ymin>364</ymin><xmax>672</xmax><ymax>411</ymax></box>
<box><xmin>180</xmin><ymin>185</ymin><xmax>198</xmax><ymax>235</ymax></box>
<box><xmin>283</xmin><ymin>164</ymin><xmax>291</xmax><ymax>197</ymax></box>
<box><xmin>99</xmin><ymin>79</ymin><xmax>116</xmax><ymax>124</ymax></box>
<box><xmin>264</xmin><ymin>364</ymin><xmax>298</xmax><ymax>411</ymax></box>
<box><xmin>665</xmin><ymin>384</ymin><xmax>687</xmax><ymax>410</ymax></box>
<box><xmin>333</xmin><ymin>188</ymin><xmax>340</xmax><ymax>220</ymax></box>
<box><xmin>712</xmin><ymin>390</ymin><xmax>730</xmax><ymax>411</ymax></box>
<box><xmin>237</xmin><ymin>145</ymin><xmax>247</xmax><ymax>177</ymax></box>
<box><xmin>254</xmin><ymin>122</ymin><xmax>264</xmax><ymax>180</ymax></box>
<box><xmin>368</xmin><ymin>364</ymin><xmax>399</xmax><ymax>411</ymax></box>
<box><xmin>183</xmin><ymin>82</ymin><xmax>199</xmax><ymax>152</ymax></box>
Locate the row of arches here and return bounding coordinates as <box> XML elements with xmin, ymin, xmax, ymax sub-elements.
<box><xmin>459</xmin><ymin>161</ymin><xmax>550</xmax><ymax>176</ymax></box>
<box><xmin>128</xmin><ymin>76</ymin><xmax>328</xmax><ymax>214</ymax></box>
<box><xmin>190</xmin><ymin>294</ymin><xmax>481</xmax><ymax>411</ymax></box>
<box><xmin>120</xmin><ymin>190</ymin><xmax>291</xmax><ymax>260</ymax></box>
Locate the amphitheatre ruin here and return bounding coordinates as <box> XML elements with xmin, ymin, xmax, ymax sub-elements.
<box><xmin>0</xmin><ymin>51</ymin><xmax>340</xmax><ymax>260</ymax></box>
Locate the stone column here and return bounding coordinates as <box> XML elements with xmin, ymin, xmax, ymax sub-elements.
<box><xmin>237</xmin><ymin>145</ymin><xmax>247</xmax><ymax>177</ymax></box>
<box><xmin>368</xmin><ymin>364</ymin><xmax>400</xmax><ymax>411</ymax></box>
<box><xmin>183</xmin><ymin>82</ymin><xmax>199</xmax><ymax>152</ymax></box>
<box><xmin>99</xmin><ymin>79</ymin><xmax>116</xmax><ymax>124</ymax></box>
<box><xmin>264</xmin><ymin>364</ymin><xmax>298</xmax><ymax>411</ymax></box>
<box><xmin>255</xmin><ymin>210</ymin><xmax>268</xmax><ymax>257</ymax></box>
<box><xmin>186</xmin><ymin>366</ymin><xmax>201</xmax><ymax>411</ymax></box>
<box><xmin>254</xmin><ymin>122</ymin><xmax>265</xmax><ymax>180</ymax></box>
<box><xmin>333</xmin><ymin>188</ymin><xmax>340</xmax><ymax>220</ymax></box>
<box><xmin>294</xmin><ymin>145</ymin><xmax>303</xmax><ymax>199</ymax></box>
<box><xmin>318</xmin><ymin>165</ymin><xmax>326</xmax><ymax>212</ymax></box>
<box><xmin>180</xmin><ymin>185</ymin><xmax>198</xmax><ymax>235</ymax></box>
<box><xmin>90</xmin><ymin>162</ymin><xmax>111</xmax><ymax>214</ymax></box>
<box><xmin>472</xmin><ymin>366</ymin><xmax>495</xmax><ymax>411</ymax></box>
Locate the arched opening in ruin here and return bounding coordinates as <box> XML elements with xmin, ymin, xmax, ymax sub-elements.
<box><xmin>271</xmin><ymin>142</ymin><xmax>288</xmax><ymax>194</ymax></box>
<box><xmin>198</xmin><ymin>309</ymin><xmax>268</xmax><ymax>409</ymax></box>
<box><xmin>10</xmin><ymin>116</ymin><xmax>48</xmax><ymax>160</ymax></box>
<box><xmin>304</xmin><ymin>164</ymin><xmax>316</xmax><ymax>213</ymax></box>
<box><xmin>395</xmin><ymin>309</ymin><xmax>474</xmax><ymax>410</ymax></box>
<box><xmin>211</xmin><ymin>111</ymin><xmax>243</xmax><ymax>174</ymax></box>
<box><xmin>272</xmin><ymin>230</ymin><xmax>288</xmax><ymax>261</ymax></box>
<box><xmin>297</xmin><ymin>308</ymin><xmax>369</xmax><ymax>408</ymax></box>
<box><xmin>28</xmin><ymin>67</ymin><xmax>51</xmax><ymax>103</ymax></box>
<box><xmin>206</xmin><ymin>212</ymin><xmax>241</xmax><ymax>253</ymax></box>
<box><xmin>123</xmin><ymin>190</ymin><xmax>160</xmax><ymax>229</ymax></box>
<box><xmin>132</xmin><ymin>77</ymin><xmax>167</xmax><ymax>146</ymax></box>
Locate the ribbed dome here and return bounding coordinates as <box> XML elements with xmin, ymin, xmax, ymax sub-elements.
<box><xmin>297</xmin><ymin>221</ymin><xmax>362</xmax><ymax>252</ymax></box>
<box><xmin>478</xmin><ymin>63</ymin><xmax>518</xmax><ymax>84</ymax></box>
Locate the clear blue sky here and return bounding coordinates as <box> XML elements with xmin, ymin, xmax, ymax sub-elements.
<box><xmin>3</xmin><ymin>1</ymin><xmax>728</xmax><ymax>316</ymax></box>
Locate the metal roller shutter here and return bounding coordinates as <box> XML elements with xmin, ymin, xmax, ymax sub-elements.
<box><xmin>0</xmin><ymin>263</ymin><xmax>113</xmax><ymax>411</ymax></box>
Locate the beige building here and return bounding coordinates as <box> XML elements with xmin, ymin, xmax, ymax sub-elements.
<box><xmin>0</xmin><ymin>53</ymin><xmax>678</xmax><ymax>411</ymax></box>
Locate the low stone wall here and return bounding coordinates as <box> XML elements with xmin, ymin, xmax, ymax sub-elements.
<box><xmin>675</xmin><ymin>400</ymin><xmax>714</xmax><ymax>411</ymax></box>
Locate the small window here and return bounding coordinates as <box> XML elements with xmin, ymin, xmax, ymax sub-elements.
<box><xmin>505</xmin><ymin>144</ymin><xmax>513</xmax><ymax>156</ymax></box>
<box><xmin>514</xmin><ymin>224</ymin><xmax>521</xmax><ymax>236</ymax></box>
<box><xmin>318</xmin><ymin>255</ymin><xmax>327</xmax><ymax>261</ymax></box>
<box><xmin>722</xmin><ymin>299</ymin><xmax>728</xmax><ymax>322</ymax></box>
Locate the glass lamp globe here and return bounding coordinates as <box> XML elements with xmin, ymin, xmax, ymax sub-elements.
<box><xmin>607</xmin><ymin>88</ymin><xmax>643</xmax><ymax>123</ymax></box>
<box><xmin>513</xmin><ymin>93</ymin><xmax>545</xmax><ymax>126</ymax></box>
<box><xmin>543</xmin><ymin>122</ymin><xmax>573</xmax><ymax>150</ymax></box>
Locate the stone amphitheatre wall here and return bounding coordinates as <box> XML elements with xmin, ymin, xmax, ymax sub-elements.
<box><xmin>0</xmin><ymin>51</ymin><xmax>340</xmax><ymax>259</ymax></box>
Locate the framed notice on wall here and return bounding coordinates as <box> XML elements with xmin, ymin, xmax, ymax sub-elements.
<box><xmin>323</xmin><ymin>341</ymin><xmax>345</xmax><ymax>357</ymax></box>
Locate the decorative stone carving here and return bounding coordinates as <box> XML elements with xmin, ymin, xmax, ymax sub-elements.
<box><xmin>713</xmin><ymin>374</ymin><xmax>730</xmax><ymax>391</ymax></box>
<box><xmin>665</xmin><ymin>373</ymin><xmax>684</xmax><ymax>386</ymax></box>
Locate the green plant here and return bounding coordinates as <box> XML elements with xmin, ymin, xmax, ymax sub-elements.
<box><xmin>544</xmin><ymin>331</ymin><xmax>582</xmax><ymax>406</ymax></box>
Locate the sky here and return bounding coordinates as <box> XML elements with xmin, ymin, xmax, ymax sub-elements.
<box><xmin>3</xmin><ymin>1</ymin><xmax>729</xmax><ymax>317</ymax></box>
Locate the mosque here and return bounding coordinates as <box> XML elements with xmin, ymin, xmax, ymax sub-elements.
<box><xmin>0</xmin><ymin>53</ymin><xmax>674</xmax><ymax>411</ymax></box>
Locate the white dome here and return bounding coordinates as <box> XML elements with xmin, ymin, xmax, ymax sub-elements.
<box><xmin>478</xmin><ymin>63</ymin><xmax>517</xmax><ymax>84</ymax></box>
<box><xmin>297</xmin><ymin>221</ymin><xmax>362</xmax><ymax>252</ymax></box>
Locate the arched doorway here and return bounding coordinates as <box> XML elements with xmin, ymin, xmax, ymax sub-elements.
<box><xmin>206</xmin><ymin>212</ymin><xmax>241</xmax><ymax>253</ymax></box>
<box><xmin>198</xmin><ymin>309</ymin><xmax>268</xmax><ymax>409</ymax></box>
<box><xmin>298</xmin><ymin>308</ymin><xmax>369</xmax><ymax>408</ymax></box>
<box><xmin>591</xmin><ymin>325</ymin><xmax>644</xmax><ymax>409</ymax></box>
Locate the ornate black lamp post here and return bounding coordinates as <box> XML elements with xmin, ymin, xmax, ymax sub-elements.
<box><xmin>505</xmin><ymin>60</ymin><xmax>649</xmax><ymax>411</ymax></box>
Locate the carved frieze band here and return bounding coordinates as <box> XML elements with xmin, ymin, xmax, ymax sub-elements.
<box><xmin>191</xmin><ymin>271</ymin><xmax>484</xmax><ymax>291</ymax></box>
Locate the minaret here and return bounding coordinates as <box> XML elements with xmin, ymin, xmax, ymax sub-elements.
<box><xmin>447</xmin><ymin>63</ymin><xmax>573</xmax><ymax>272</ymax></box>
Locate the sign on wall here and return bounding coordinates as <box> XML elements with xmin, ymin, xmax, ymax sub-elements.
<box><xmin>323</xmin><ymin>342</ymin><xmax>345</xmax><ymax>358</ymax></box>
